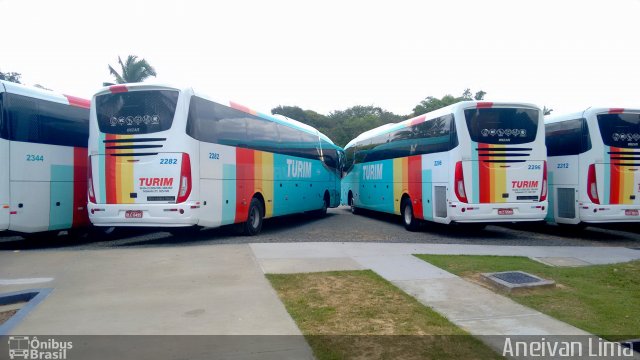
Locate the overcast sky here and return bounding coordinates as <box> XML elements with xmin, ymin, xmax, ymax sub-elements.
<box><xmin>2</xmin><ymin>0</ymin><xmax>639</xmax><ymax>116</ymax></box>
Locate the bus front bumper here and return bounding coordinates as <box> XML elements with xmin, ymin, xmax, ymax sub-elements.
<box><xmin>88</xmin><ymin>202</ymin><xmax>200</xmax><ymax>227</ymax></box>
<box><xmin>448</xmin><ymin>201</ymin><xmax>548</xmax><ymax>223</ymax></box>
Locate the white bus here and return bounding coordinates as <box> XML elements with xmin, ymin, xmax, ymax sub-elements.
<box><xmin>0</xmin><ymin>80</ymin><xmax>90</xmax><ymax>235</ymax></box>
<box><xmin>87</xmin><ymin>84</ymin><xmax>342</xmax><ymax>235</ymax></box>
<box><xmin>341</xmin><ymin>101</ymin><xmax>547</xmax><ymax>230</ymax></box>
<box><xmin>545</xmin><ymin>107</ymin><xmax>640</xmax><ymax>225</ymax></box>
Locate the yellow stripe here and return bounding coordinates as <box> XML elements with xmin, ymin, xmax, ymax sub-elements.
<box><xmin>117</xmin><ymin>135</ymin><xmax>134</xmax><ymax>204</ymax></box>
<box><xmin>493</xmin><ymin>145</ymin><xmax>507</xmax><ymax>203</ymax></box>
<box><xmin>262</xmin><ymin>152</ymin><xmax>274</xmax><ymax>217</ymax></box>
<box><xmin>622</xmin><ymin>167</ymin><xmax>634</xmax><ymax>204</ymax></box>
<box><xmin>393</xmin><ymin>158</ymin><xmax>403</xmax><ymax>214</ymax></box>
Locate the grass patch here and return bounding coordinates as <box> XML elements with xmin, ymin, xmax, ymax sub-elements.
<box><xmin>415</xmin><ymin>255</ymin><xmax>640</xmax><ymax>341</ymax></box>
<box><xmin>267</xmin><ymin>270</ymin><xmax>502</xmax><ymax>360</ymax></box>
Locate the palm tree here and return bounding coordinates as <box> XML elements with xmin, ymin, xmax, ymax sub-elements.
<box><xmin>108</xmin><ymin>55</ymin><xmax>157</xmax><ymax>84</ymax></box>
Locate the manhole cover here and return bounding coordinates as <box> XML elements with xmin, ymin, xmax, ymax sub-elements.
<box><xmin>492</xmin><ymin>271</ymin><xmax>540</xmax><ymax>284</ymax></box>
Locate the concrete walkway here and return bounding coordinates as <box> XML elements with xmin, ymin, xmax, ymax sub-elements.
<box><xmin>1</xmin><ymin>242</ymin><xmax>639</xmax><ymax>358</ymax></box>
<box><xmin>251</xmin><ymin>242</ymin><xmax>640</xmax><ymax>357</ymax></box>
<box><xmin>0</xmin><ymin>244</ymin><xmax>314</xmax><ymax>359</ymax></box>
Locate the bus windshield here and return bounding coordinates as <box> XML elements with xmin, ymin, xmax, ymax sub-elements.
<box><xmin>465</xmin><ymin>108</ymin><xmax>538</xmax><ymax>145</ymax></box>
<box><xmin>95</xmin><ymin>90</ymin><xmax>179</xmax><ymax>134</ymax></box>
<box><xmin>597</xmin><ymin>113</ymin><xmax>640</xmax><ymax>148</ymax></box>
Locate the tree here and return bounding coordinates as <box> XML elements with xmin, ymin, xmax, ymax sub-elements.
<box><xmin>272</xmin><ymin>105</ymin><xmax>404</xmax><ymax>147</ymax></box>
<box><xmin>543</xmin><ymin>106</ymin><xmax>553</xmax><ymax>116</ymax></box>
<box><xmin>0</xmin><ymin>71</ymin><xmax>22</xmax><ymax>84</ymax></box>
<box><xmin>412</xmin><ymin>89</ymin><xmax>487</xmax><ymax>117</ymax></box>
<box><xmin>108</xmin><ymin>55</ymin><xmax>157</xmax><ymax>84</ymax></box>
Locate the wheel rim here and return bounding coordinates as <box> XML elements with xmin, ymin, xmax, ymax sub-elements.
<box><xmin>404</xmin><ymin>204</ymin><xmax>413</xmax><ymax>225</ymax></box>
<box><xmin>250</xmin><ymin>207</ymin><xmax>260</xmax><ymax>228</ymax></box>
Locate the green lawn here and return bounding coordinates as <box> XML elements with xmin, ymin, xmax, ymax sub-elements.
<box><xmin>415</xmin><ymin>255</ymin><xmax>640</xmax><ymax>341</ymax></box>
<box><xmin>267</xmin><ymin>270</ymin><xmax>502</xmax><ymax>359</ymax></box>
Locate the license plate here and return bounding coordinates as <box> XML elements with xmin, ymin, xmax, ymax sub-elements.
<box><xmin>498</xmin><ymin>208</ymin><xmax>514</xmax><ymax>215</ymax></box>
<box><xmin>625</xmin><ymin>209</ymin><xmax>639</xmax><ymax>216</ymax></box>
<box><xmin>125</xmin><ymin>210</ymin><xmax>143</xmax><ymax>218</ymax></box>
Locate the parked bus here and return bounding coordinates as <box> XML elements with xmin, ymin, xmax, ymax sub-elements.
<box><xmin>342</xmin><ymin>101</ymin><xmax>547</xmax><ymax>230</ymax></box>
<box><xmin>0</xmin><ymin>80</ymin><xmax>90</xmax><ymax>235</ymax></box>
<box><xmin>545</xmin><ymin>107</ymin><xmax>640</xmax><ymax>225</ymax></box>
<box><xmin>87</xmin><ymin>84</ymin><xmax>342</xmax><ymax>235</ymax></box>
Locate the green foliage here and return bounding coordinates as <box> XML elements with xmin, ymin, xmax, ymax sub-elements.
<box><xmin>0</xmin><ymin>71</ymin><xmax>22</xmax><ymax>84</ymax></box>
<box><xmin>272</xmin><ymin>105</ymin><xmax>404</xmax><ymax>147</ymax></box>
<box><xmin>543</xmin><ymin>106</ymin><xmax>553</xmax><ymax>116</ymax></box>
<box><xmin>273</xmin><ymin>89</ymin><xmax>486</xmax><ymax>148</ymax></box>
<box><xmin>108</xmin><ymin>55</ymin><xmax>157</xmax><ymax>84</ymax></box>
<box><xmin>412</xmin><ymin>88</ymin><xmax>486</xmax><ymax>117</ymax></box>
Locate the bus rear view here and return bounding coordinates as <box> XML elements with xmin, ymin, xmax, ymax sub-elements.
<box><xmin>453</xmin><ymin>103</ymin><xmax>547</xmax><ymax>223</ymax></box>
<box><xmin>88</xmin><ymin>86</ymin><xmax>197</xmax><ymax>227</ymax></box>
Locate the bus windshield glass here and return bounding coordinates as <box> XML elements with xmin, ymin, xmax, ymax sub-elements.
<box><xmin>464</xmin><ymin>107</ymin><xmax>538</xmax><ymax>145</ymax></box>
<box><xmin>96</xmin><ymin>90</ymin><xmax>179</xmax><ymax>134</ymax></box>
<box><xmin>597</xmin><ymin>113</ymin><xmax>640</xmax><ymax>148</ymax></box>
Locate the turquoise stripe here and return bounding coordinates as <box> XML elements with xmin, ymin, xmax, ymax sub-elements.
<box><xmin>471</xmin><ymin>141</ymin><xmax>479</xmax><ymax>203</ymax></box>
<box><xmin>98</xmin><ymin>132</ymin><xmax>106</xmax><ymax>203</ymax></box>
<box><xmin>221</xmin><ymin>164</ymin><xmax>236</xmax><ymax>225</ymax></box>
<box><xmin>422</xmin><ymin>169</ymin><xmax>433</xmax><ymax>220</ymax></box>
<box><xmin>545</xmin><ymin>172</ymin><xmax>555</xmax><ymax>222</ymax></box>
<box><xmin>49</xmin><ymin>165</ymin><xmax>74</xmax><ymax>231</ymax></box>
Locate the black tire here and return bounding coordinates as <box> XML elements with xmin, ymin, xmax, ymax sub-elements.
<box><xmin>349</xmin><ymin>196</ymin><xmax>359</xmax><ymax>215</ymax></box>
<box><xmin>401</xmin><ymin>197</ymin><xmax>420</xmax><ymax>232</ymax></box>
<box><xmin>243</xmin><ymin>198</ymin><xmax>264</xmax><ymax>236</ymax></box>
<box><xmin>313</xmin><ymin>196</ymin><xmax>329</xmax><ymax>217</ymax></box>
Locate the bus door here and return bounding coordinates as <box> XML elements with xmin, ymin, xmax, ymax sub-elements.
<box><xmin>0</xmin><ymin>94</ymin><xmax>8</xmax><ymax>230</ymax></box>
<box><xmin>464</xmin><ymin>107</ymin><xmax>544</xmax><ymax>206</ymax></box>
<box><xmin>0</xmin><ymin>139</ymin><xmax>8</xmax><ymax>231</ymax></box>
<box><xmin>595</xmin><ymin>112</ymin><xmax>640</xmax><ymax>209</ymax></box>
<box><xmin>92</xmin><ymin>90</ymin><xmax>185</xmax><ymax>206</ymax></box>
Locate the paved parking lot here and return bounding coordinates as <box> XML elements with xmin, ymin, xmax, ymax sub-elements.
<box><xmin>2</xmin><ymin>206</ymin><xmax>640</xmax><ymax>250</ymax></box>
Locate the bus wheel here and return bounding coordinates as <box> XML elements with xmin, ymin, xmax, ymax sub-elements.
<box><xmin>401</xmin><ymin>198</ymin><xmax>420</xmax><ymax>232</ymax></box>
<box><xmin>313</xmin><ymin>195</ymin><xmax>329</xmax><ymax>217</ymax></box>
<box><xmin>349</xmin><ymin>197</ymin><xmax>359</xmax><ymax>215</ymax></box>
<box><xmin>243</xmin><ymin>198</ymin><xmax>264</xmax><ymax>236</ymax></box>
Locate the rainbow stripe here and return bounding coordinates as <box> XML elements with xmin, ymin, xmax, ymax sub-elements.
<box><xmin>608</xmin><ymin>146</ymin><xmax>635</xmax><ymax>205</ymax></box>
<box><xmin>235</xmin><ymin>148</ymin><xmax>274</xmax><ymax>222</ymax></box>
<box><xmin>48</xmin><ymin>147</ymin><xmax>89</xmax><ymax>230</ymax></box>
<box><xmin>477</xmin><ymin>143</ymin><xmax>508</xmax><ymax>203</ymax></box>
<box><xmin>104</xmin><ymin>134</ymin><xmax>135</xmax><ymax>204</ymax></box>
<box><xmin>393</xmin><ymin>155</ymin><xmax>423</xmax><ymax>218</ymax></box>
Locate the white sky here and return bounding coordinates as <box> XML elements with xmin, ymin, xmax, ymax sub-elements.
<box><xmin>2</xmin><ymin>0</ymin><xmax>639</xmax><ymax>116</ymax></box>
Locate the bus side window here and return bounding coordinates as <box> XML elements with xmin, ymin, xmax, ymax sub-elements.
<box><xmin>546</xmin><ymin>119</ymin><xmax>589</xmax><ymax>157</ymax></box>
<box><xmin>5</xmin><ymin>93</ymin><xmax>88</xmax><ymax>147</ymax></box>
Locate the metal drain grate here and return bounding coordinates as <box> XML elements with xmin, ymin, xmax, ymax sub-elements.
<box><xmin>481</xmin><ymin>271</ymin><xmax>555</xmax><ymax>292</ymax></box>
<box><xmin>492</xmin><ymin>271</ymin><xmax>541</xmax><ymax>284</ymax></box>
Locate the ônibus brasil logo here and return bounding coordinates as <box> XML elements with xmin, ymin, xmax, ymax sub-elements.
<box><xmin>8</xmin><ymin>336</ymin><xmax>73</xmax><ymax>360</ymax></box>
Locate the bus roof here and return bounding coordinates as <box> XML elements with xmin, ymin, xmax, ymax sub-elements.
<box><xmin>345</xmin><ymin>100</ymin><xmax>540</xmax><ymax>149</ymax></box>
<box><xmin>93</xmin><ymin>82</ymin><xmax>339</xmax><ymax>148</ymax></box>
<box><xmin>545</xmin><ymin>107</ymin><xmax>640</xmax><ymax>124</ymax></box>
<box><xmin>0</xmin><ymin>80</ymin><xmax>90</xmax><ymax>109</ymax></box>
